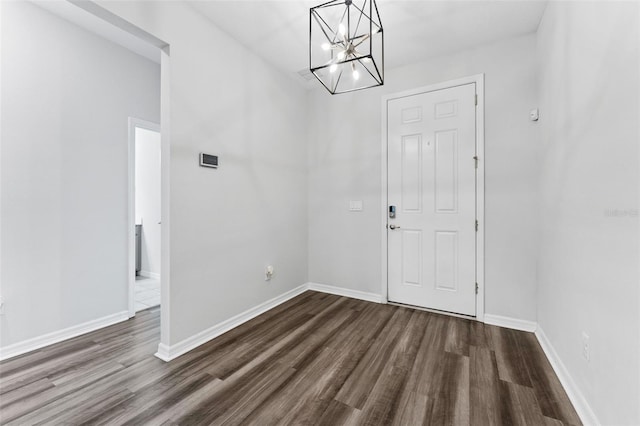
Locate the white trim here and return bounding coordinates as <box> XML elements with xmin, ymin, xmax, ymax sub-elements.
<box><xmin>139</xmin><ymin>270</ymin><xmax>161</xmax><ymax>280</ymax></box>
<box><xmin>535</xmin><ymin>326</ymin><xmax>600</xmax><ymax>426</ymax></box>
<box><xmin>380</xmin><ymin>74</ymin><xmax>485</xmax><ymax>321</ymax></box>
<box><xmin>484</xmin><ymin>314</ymin><xmax>537</xmax><ymax>332</ymax></box>
<box><xmin>159</xmin><ymin>48</ymin><xmax>171</xmax><ymax>349</ymax></box>
<box><xmin>475</xmin><ymin>75</ymin><xmax>486</xmax><ymax>322</ymax></box>
<box><xmin>155</xmin><ymin>282</ymin><xmax>385</xmax><ymax>362</ymax></box>
<box><xmin>380</xmin><ymin>91</ymin><xmax>389</xmax><ymax>304</ymax></box>
<box><xmin>154</xmin><ymin>284</ymin><xmax>309</xmax><ymax>362</ymax></box>
<box><xmin>127</xmin><ymin>117</ymin><xmax>161</xmax><ymax>319</ymax></box>
<box><xmin>127</xmin><ymin>118</ymin><xmax>135</xmax><ymax>318</ymax></box>
<box><xmin>0</xmin><ymin>311</ymin><xmax>129</xmax><ymax>361</ymax></box>
<box><xmin>154</xmin><ymin>342</ymin><xmax>173</xmax><ymax>362</ymax></box>
<box><xmin>307</xmin><ymin>282</ymin><xmax>384</xmax><ymax>304</ymax></box>
<box><xmin>153</xmin><ymin>281</ymin><xmax>547</xmax><ymax>363</ymax></box>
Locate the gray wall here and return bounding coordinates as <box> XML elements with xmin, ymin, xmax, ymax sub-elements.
<box><xmin>536</xmin><ymin>2</ymin><xmax>639</xmax><ymax>424</ymax></box>
<box><xmin>308</xmin><ymin>34</ymin><xmax>540</xmax><ymax>321</ymax></box>
<box><xmin>96</xmin><ymin>1</ymin><xmax>310</xmax><ymax>347</ymax></box>
<box><xmin>0</xmin><ymin>1</ymin><xmax>160</xmax><ymax>347</ymax></box>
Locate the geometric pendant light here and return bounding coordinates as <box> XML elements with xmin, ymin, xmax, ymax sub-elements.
<box><xmin>310</xmin><ymin>0</ymin><xmax>384</xmax><ymax>94</ymax></box>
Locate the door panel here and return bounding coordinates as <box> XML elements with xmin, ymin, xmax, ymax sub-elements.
<box><xmin>402</xmin><ymin>230</ymin><xmax>422</xmax><ymax>286</ymax></box>
<box><xmin>435</xmin><ymin>130</ymin><xmax>458</xmax><ymax>213</ymax></box>
<box><xmin>435</xmin><ymin>230</ymin><xmax>458</xmax><ymax>291</ymax></box>
<box><xmin>387</xmin><ymin>83</ymin><xmax>476</xmax><ymax>316</ymax></box>
<box><xmin>401</xmin><ymin>135</ymin><xmax>422</xmax><ymax>212</ymax></box>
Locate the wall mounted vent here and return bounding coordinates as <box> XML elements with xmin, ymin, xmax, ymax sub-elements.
<box><xmin>199</xmin><ymin>153</ymin><xmax>218</xmax><ymax>168</ymax></box>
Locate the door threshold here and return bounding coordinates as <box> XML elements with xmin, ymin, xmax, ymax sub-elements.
<box><xmin>387</xmin><ymin>301</ymin><xmax>477</xmax><ymax>320</ymax></box>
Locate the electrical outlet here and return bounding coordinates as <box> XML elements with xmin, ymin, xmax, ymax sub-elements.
<box><xmin>581</xmin><ymin>331</ymin><xmax>590</xmax><ymax>362</ymax></box>
<box><xmin>265</xmin><ymin>265</ymin><xmax>274</xmax><ymax>281</ymax></box>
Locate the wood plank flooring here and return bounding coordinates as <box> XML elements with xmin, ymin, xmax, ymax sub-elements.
<box><xmin>0</xmin><ymin>291</ymin><xmax>581</xmax><ymax>425</ymax></box>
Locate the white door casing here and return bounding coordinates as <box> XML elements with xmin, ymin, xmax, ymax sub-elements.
<box><xmin>386</xmin><ymin>82</ymin><xmax>478</xmax><ymax>316</ymax></box>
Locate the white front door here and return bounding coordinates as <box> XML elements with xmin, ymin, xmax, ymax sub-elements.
<box><xmin>387</xmin><ymin>83</ymin><xmax>477</xmax><ymax>316</ymax></box>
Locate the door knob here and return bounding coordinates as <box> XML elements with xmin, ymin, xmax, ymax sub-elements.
<box><xmin>389</xmin><ymin>224</ymin><xmax>401</xmax><ymax>230</ymax></box>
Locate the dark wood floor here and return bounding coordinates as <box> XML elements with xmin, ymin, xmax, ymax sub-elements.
<box><xmin>0</xmin><ymin>291</ymin><xmax>581</xmax><ymax>425</ymax></box>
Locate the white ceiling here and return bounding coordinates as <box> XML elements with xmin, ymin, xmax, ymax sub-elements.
<box><xmin>39</xmin><ymin>0</ymin><xmax>547</xmax><ymax>82</ymax></box>
<box><xmin>190</xmin><ymin>0</ymin><xmax>548</xmax><ymax>79</ymax></box>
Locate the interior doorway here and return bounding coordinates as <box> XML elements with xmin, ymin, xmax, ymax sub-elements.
<box><xmin>59</xmin><ymin>0</ymin><xmax>171</xmax><ymax>357</ymax></box>
<box><xmin>129</xmin><ymin>119</ymin><xmax>161</xmax><ymax>315</ymax></box>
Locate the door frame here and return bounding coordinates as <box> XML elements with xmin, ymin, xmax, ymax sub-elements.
<box><xmin>128</xmin><ymin>118</ymin><xmax>161</xmax><ymax>318</ymax></box>
<box><xmin>380</xmin><ymin>74</ymin><xmax>485</xmax><ymax>321</ymax></box>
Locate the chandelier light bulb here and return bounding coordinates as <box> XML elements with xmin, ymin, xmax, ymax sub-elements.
<box><xmin>351</xmin><ymin>62</ymin><xmax>360</xmax><ymax>80</ymax></box>
<box><xmin>329</xmin><ymin>63</ymin><xmax>338</xmax><ymax>73</ymax></box>
<box><xmin>338</xmin><ymin>23</ymin><xmax>346</xmax><ymax>36</ymax></box>
<box><xmin>321</xmin><ymin>43</ymin><xmax>331</xmax><ymax>51</ymax></box>
<box><xmin>337</xmin><ymin>51</ymin><xmax>345</xmax><ymax>60</ymax></box>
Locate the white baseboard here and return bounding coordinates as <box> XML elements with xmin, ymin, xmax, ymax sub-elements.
<box><xmin>1</xmin><ymin>283</ymin><xmax>592</xmax><ymax>426</ymax></box>
<box><xmin>307</xmin><ymin>282</ymin><xmax>384</xmax><ymax>304</ymax></box>
<box><xmin>15</xmin><ymin>284</ymin><xmax>585</xmax><ymax>426</ymax></box>
<box><xmin>154</xmin><ymin>284</ymin><xmax>309</xmax><ymax>362</ymax></box>
<box><xmin>155</xmin><ymin>282</ymin><xmax>384</xmax><ymax>362</ymax></box>
<box><xmin>0</xmin><ymin>311</ymin><xmax>129</xmax><ymax>361</ymax></box>
<box><xmin>155</xmin><ymin>342</ymin><xmax>172</xmax><ymax>362</ymax></box>
<box><xmin>139</xmin><ymin>270</ymin><xmax>160</xmax><ymax>280</ymax></box>
<box><xmin>535</xmin><ymin>327</ymin><xmax>599</xmax><ymax>426</ymax></box>
<box><xmin>483</xmin><ymin>313</ymin><xmax>537</xmax><ymax>332</ymax></box>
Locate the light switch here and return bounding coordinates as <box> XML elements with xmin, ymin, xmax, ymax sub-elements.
<box><xmin>349</xmin><ymin>200</ymin><xmax>363</xmax><ymax>211</ymax></box>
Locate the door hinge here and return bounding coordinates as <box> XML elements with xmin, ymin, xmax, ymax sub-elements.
<box><xmin>475</xmin><ymin>220</ymin><xmax>479</xmax><ymax>232</ymax></box>
<box><xmin>473</xmin><ymin>156</ymin><xmax>478</xmax><ymax>169</ymax></box>
<box><xmin>475</xmin><ymin>283</ymin><xmax>479</xmax><ymax>294</ymax></box>
<box><xmin>475</xmin><ymin>94</ymin><xmax>478</xmax><ymax>106</ymax></box>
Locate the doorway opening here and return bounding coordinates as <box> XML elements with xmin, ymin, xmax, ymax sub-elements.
<box><xmin>38</xmin><ymin>0</ymin><xmax>171</xmax><ymax>359</ymax></box>
<box><xmin>131</xmin><ymin>120</ymin><xmax>161</xmax><ymax>313</ymax></box>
